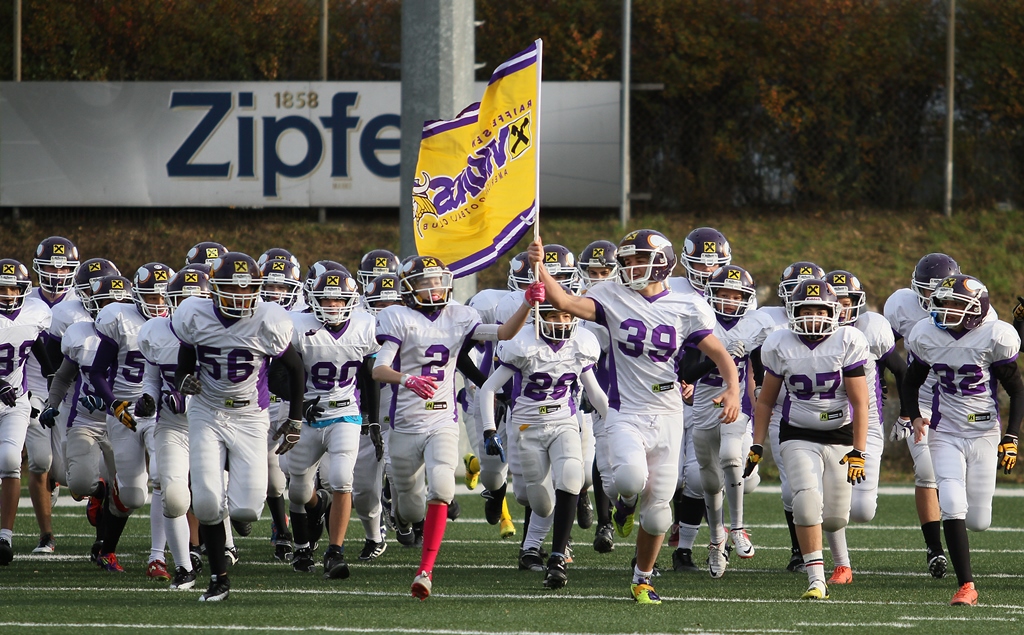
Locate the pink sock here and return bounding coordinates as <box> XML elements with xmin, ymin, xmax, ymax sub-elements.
<box><xmin>418</xmin><ymin>503</ymin><xmax>449</xmax><ymax>574</ymax></box>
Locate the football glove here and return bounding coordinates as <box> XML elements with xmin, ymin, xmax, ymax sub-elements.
<box><xmin>79</xmin><ymin>395</ymin><xmax>107</xmax><ymax>413</ymax></box>
<box><xmin>726</xmin><ymin>339</ymin><xmax>746</xmax><ymax>359</ymax></box>
<box><xmin>109</xmin><ymin>399</ymin><xmax>138</xmax><ymax>432</ymax></box>
<box><xmin>1014</xmin><ymin>296</ymin><xmax>1024</xmax><ymax>322</ymax></box>
<box><xmin>743</xmin><ymin>444</ymin><xmax>763</xmax><ymax>478</ymax></box>
<box><xmin>494</xmin><ymin>395</ymin><xmax>510</xmax><ymax>426</ymax></box>
<box><xmin>273</xmin><ymin>418</ymin><xmax>302</xmax><ymax>455</ymax></box>
<box><xmin>998</xmin><ymin>434</ymin><xmax>1018</xmax><ymax>474</ymax></box>
<box><xmin>840</xmin><ymin>449</ymin><xmax>866</xmax><ymax>484</ymax></box>
<box><xmin>303</xmin><ymin>396</ymin><xmax>325</xmax><ymax>424</ymax></box>
<box><xmin>484</xmin><ymin>428</ymin><xmax>506</xmax><ymax>463</ymax></box>
<box><xmin>524</xmin><ymin>281</ymin><xmax>546</xmax><ymax>305</ymax></box>
<box><xmin>162</xmin><ymin>389</ymin><xmax>186</xmax><ymax>415</ymax></box>
<box><xmin>889</xmin><ymin>416</ymin><xmax>913</xmax><ymax>442</ymax></box>
<box><xmin>0</xmin><ymin>378</ymin><xmax>18</xmax><ymax>407</ymax></box>
<box><xmin>403</xmin><ymin>374</ymin><xmax>438</xmax><ymax>400</ymax></box>
<box><xmin>134</xmin><ymin>393</ymin><xmax>157</xmax><ymax>418</ymax></box>
<box><xmin>178</xmin><ymin>373</ymin><xmax>202</xmax><ymax>396</ymax></box>
<box><xmin>361</xmin><ymin>421</ymin><xmax>384</xmax><ymax>461</ymax></box>
<box><xmin>39</xmin><ymin>406</ymin><xmax>59</xmax><ymax>429</ymax></box>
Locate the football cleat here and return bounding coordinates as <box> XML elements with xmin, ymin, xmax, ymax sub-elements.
<box><xmin>593</xmin><ymin>523</ymin><xmax>615</xmax><ymax>553</ymax></box>
<box><xmin>146</xmin><ymin>559</ymin><xmax>172</xmax><ymax>581</ymax></box>
<box><xmin>629</xmin><ymin>555</ymin><xmax>662</xmax><ymax>578</ymax></box>
<box><xmin>499</xmin><ymin>498</ymin><xmax>516</xmax><ymax>538</ymax></box>
<box><xmin>0</xmin><ymin>537</ymin><xmax>12</xmax><ymax>565</ymax></box>
<box><xmin>49</xmin><ymin>483</ymin><xmax>60</xmax><ymax>509</ymax></box>
<box><xmin>787</xmin><ymin>547</ymin><xmax>806</xmax><ymax>573</ymax></box>
<box><xmin>292</xmin><ymin>547</ymin><xmax>316</xmax><ymax>573</ymax></box>
<box><xmin>576</xmin><ymin>494</ymin><xmax>594</xmax><ymax>530</ymax></box>
<box><xmin>447</xmin><ymin>500</ymin><xmax>461</xmax><ymax>521</ymax></box>
<box><xmin>518</xmin><ymin>547</ymin><xmax>545</xmax><ymax>572</ymax></box>
<box><xmin>98</xmin><ymin>553</ymin><xmax>125</xmax><ymax>573</ymax></box>
<box><xmin>950</xmin><ymin>582</ymin><xmax>978</xmax><ymax>606</ymax></box>
<box><xmin>564</xmin><ymin>541</ymin><xmax>574</xmax><ymax>565</ymax></box>
<box><xmin>828</xmin><ymin>565</ymin><xmax>853</xmax><ymax>585</ymax></box>
<box><xmin>411</xmin><ymin>569</ymin><xmax>432</xmax><ymax>600</ymax></box>
<box><xmin>672</xmin><ymin>548</ymin><xmax>700</xmax><ymax>572</ymax></box>
<box><xmin>543</xmin><ymin>554</ymin><xmax>568</xmax><ymax>589</ymax></box>
<box><xmin>928</xmin><ymin>549</ymin><xmax>948</xmax><ymax>579</ymax></box>
<box><xmin>801</xmin><ymin>582</ymin><xmax>830</xmax><ymax>600</ymax></box>
<box><xmin>481</xmin><ymin>487</ymin><xmax>505</xmax><ymax>526</ymax></box>
<box><xmin>381</xmin><ymin>487</ymin><xmax>396</xmax><ymax>531</ymax></box>
<box><xmin>707</xmin><ymin>540</ymin><xmax>728</xmax><ymax>579</ymax></box>
<box><xmin>630</xmin><ymin>582</ymin><xmax>662</xmax><ymax>605</ymax></box>
<box><xmin>612</xmin><ymin>497</ymin><xmax>636</xmax><ymax>538</ymax></box>
<box><xmin>199</xmin><ymin>574</ymin><xmax>230</xmax><ymax>602</ymax></box>
<box><xmin>224</xmin><ymin>546</ymin><xmax>239</xmax><ymax>566</ymax></box>
<box><xmin>322</xmin><ymin>547</ymin><xmax>350</xmax><ymax>580</ymax></box>
<box><xmin>668</xmin><ymin>522</ymin><xmax>680</xmax><ymax>548</ymax></box>
<box><xmin>730</xmin><ymin>528</ymin><xmax>755</xmax><ymax>559</ymax></box>
<box><xmin>413</xmin><ymin>520</ymin><xmax>424</xmax><ymax>546</ymax></box>
<box><xmin>463</xmin><ymin>453</ymin><xmax>480</xmax><ymax>490</ymax></box>
<box><xmin>394</xmin><ymin>515</ymin><xmax>416</xmax><ymax>547</ymax></box>
<box><xmin>170</xmin><ymin>566</ymin><xmax>197</xmax><ymax>590</ymax></box>
<box><xmin>274</xmin><ymin>534</ymin><xmax>294</xmax><ymax>562</ymax></box>
<box><xmin>358</xmin><ymin>539</ymin><xmax>387</xmax><ymax>562</ymax></box>
<box><xmin>32</xmin><ymin>533</ymin><xmax>55</xmax><ymax>554</ymax></box>
<box><xmin>189</xmin><ymin>544</ymin><xmax>203</xmax><ymax>574</ymax></box>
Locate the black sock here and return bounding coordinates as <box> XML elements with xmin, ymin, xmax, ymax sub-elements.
<box><xmin>552</xmin><ymin>490</ymin><xmax>578</xmax><ymax>556</ymax></box>
<box><xmin>521</xmin><ymin>506</ymin><xmax>532</xmax><ymax>547</ymax></box>
<box><xmin>291</xmin><ymin>511</ymin><xmax>309</xmax><ymax>546</ymax></box>
<box><xmin>593</xmin><ymin>464</ymin><xmax>611</xmax><ymax>525</ymax></box>
<box><xmin>785</xmin><ymin>510</ymin><xmax>800</xmax><ymax>552</ymax></box>
<box><xmin>202</xmin><ymin>521</ymin><xmax>228</xmax><ymax>576</ymax></box>
<box><xmin>267</xmin><ymin>496</ymin><xmax>289</xmax><ymax>537</ymax></box>
<box><xmin>672</xmin><ymin>487</ymin><xmax>685</xmax><ymax>523</ymax></box>
<box><xmin>382</xmin><ymin>477</ymin><xmax>391</xmax><ymax>500</ymax></box>
<box><xmin>101</xmin><ymin>513</ymin><xmax>130</xmax><ymax>554</ymax></box>
<box><xmin>943</xmin><ymin>519</ymin><xmax>973</xmax><ymax>586</ymax></box>
<box><xmin>680</xmin><ymin>495</ymin><xmax>704</xmax><ymax>526</ymax></box>
<box><xmin>922</xmin><ymin>520</ymin><xmax>944</xmax><ymax>555</ymax></box>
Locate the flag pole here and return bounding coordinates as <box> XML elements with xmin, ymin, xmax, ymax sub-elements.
<box><xmin>532</xmin><ymin>39</ymin><xmax>543</xmax><ymax>340</ymax></box>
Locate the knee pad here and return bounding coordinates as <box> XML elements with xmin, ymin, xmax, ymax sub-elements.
<box><xmin>511</xmin><ymin>475</ymin><xmax>529</xmax><ymax>507</ymax></box>
<box><xmin>117</xmin><ymin>486</ymin><xmax>148</xmax><ymax>511</ymax></box>
<box><xmin>526</xmin><ymin>484</ymin><xmax>554</xmax><ymax>518</ymax></box>
<box><xmin>792</xmin><ymin>488</ymin><xmax>823</xmax><ymax>527</ymax></box>
<box><xmin>822</xmin><ymin>516</ymin><xmax>848</xmax><ymax>532</ymax></box>
<box><xmin>0</xmin><ymin>447</ymin><xmax>22</xmax><ymax>480</ymax></box>
<box><xmin>967</xmin><ymin>508</ymin><xmax>991</xmax><ymax>532</ymax></box>
<box><xmin>638</xmin><ymin>501</ymin><xmax>673</xmax><ymax>536</ymax></box>
<box><xmin>352</xmin><ymin>488</ymin><xmax>379</xmax><ymax>517</ymax></box>
<box><xmin>230</xmin><ymin>506</ymin><xmax>260</xmax><ymax>523</ymax></box>
<box><xmin>612</xmin><ymin>464</ymin><xmax>646</xmax><ymax>499</ymax></box>
<box><xmin>162</xmin><ymin>482</ymin><xmax>191</xmax><ymax>518</ymax></box>
<box><xmin>557</xmin><ymin>457</ymin><xmax>584</xmax><ymax>496</ymax></box>
<box><xmin>68</xmin><ymin>474</ymin><xmax>99</xmax><ymax>500</ymax></box>
<box><xmin>288</xmin><ymin>477</ymin><xmax>315</xmax><ymax>514</ymax></box>
<box><xmin>267</xmin><ymin>465</ymin><xmax>286</xmax><ymax>498</ymax></box>
<box><xmin>849</xmin><ymin>498</ymin><xmax>877</xmax><ymax>524</ymax></box>
<box><xmin>427</xmin><ymin>466</ymin><xmax>455</xmax><ymax>504</ymax></box>
<box><xmin>743</xmin><ymin>467</ymin><xmax>760</xmax><ymax>494</ymax></box>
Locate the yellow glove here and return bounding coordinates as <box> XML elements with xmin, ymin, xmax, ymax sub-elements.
<box><xmin>840</xmin><ymin>449</ymin><xmax>866</xmax><ymax>484</ymax></box>
<box><xmin>998</xmin><ymin>435</ymin><xmax>1018</xmax><ymax>474</ymax></box>
<box><xmin>109</xmin><ymin>400</ymin><xmax>137</xmax><ymax>432</ymax></box>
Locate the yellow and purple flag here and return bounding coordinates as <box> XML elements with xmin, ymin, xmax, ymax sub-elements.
<box><xmin>412</xmin><ymin>40</ymin><xmax>541</xmax><ymax>277</ymax></box>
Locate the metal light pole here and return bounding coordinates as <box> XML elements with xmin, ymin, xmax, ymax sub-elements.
<box><xmin>619</xmin><ymin>0</ymin><xmax>631</xmax><ymax>228</ymax></box>
<box><xmin>943</xmin><ymin>0</ymin><xmax>955</xmax><ymax>219</ymax></box>
<box><xmin>318</xmin><ymin>0</ymin><xmax>328</xmax><ymax>223</ymax></box>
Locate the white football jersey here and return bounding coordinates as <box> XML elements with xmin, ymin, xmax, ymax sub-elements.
<box><xmin>94</xmin><ymin>302</ymin><xmax>149</xmax><ymax>402</ymax></box>
<box><xmin>62</xmin><ymin>321</ymin><xmax>107</xmax><ymax>428</ymax></box>
<box><xmin>691</xmin><ymin>312</ymin><xmax>775</xmax><ymax>430</ymax></box>
<box><xmin>376</xmin><ymin>303</ymin><xmax>481</xmax><ymax>432</ymax></box>
<box><xmin>291</xmin><ymin>311</ymin><xmax>379</xmax><ymax>421</ymax></box>
<box><xmin>497</xmin><ymin>327</ymin><xmax>600</xmax><ymax>426</ymax></box>
<box><xmin>24</xmin><ymin>289</ymin><xmax>71</xmax><ymax>397</ymax></box>
<box><xmin>588</xmin><ymin>282</ymin><xmax>716</xmax><ymax>415</ymax></box>
<box><xmin>0</xmin><ymin>297</ymin><xmax>51</xmax><ymax>396</ymax></box>
<box><xmin>49</xmin><ymin>297</ymin><xmax>91</xmax><ymax>338</ymax></box>
<box><xmin>761</xmin><ymin>326</ymin><xmax>870</xmax><ymax>431</ymax></box>
<box><xmin>493</xmin><ymin>290</ymin><xmax>527</xmax><ymax>326</ymax></box>
<box><xmin>906</xmin><ymin>318</ymin><xmax>1020</xmax><ymax>438</ymax></box>
<box><xmin>666</xmin><ymin>276</ymin><xmax>702</xmax><ymax>296</ymax></box>
<box><xmin>171</xmin><ymin>298</ymin><xmax>294</xmax><ymax>414</ymax></box>
<box><xmin>469</xmin><ymin>288</ymin><xmax>510</xmax><ymax>325</ymax></box>
<box><xmin>750</xmin><ymin>306</ymin><xmax>793</xmax><ymax>423</ymax></box>
<box><xmin>853</xmin><ymin>311</ymin><xmax>896</xmax><ymax>428</ymax></box>
<box><xmin>581</xmin><ymin>319</ymin><xmax>611</xmax><ymax>389</ymax></box>
<box><xmin>138</xmin><ymin>317</ymin><xmax>185</xmax><ymax>424</ymax></box>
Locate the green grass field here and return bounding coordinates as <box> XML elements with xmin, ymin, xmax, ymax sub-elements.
<box><xmin>2</xmin><ymin>484</ymin><xmax>1022</xmax><ymax>634</ymax></box>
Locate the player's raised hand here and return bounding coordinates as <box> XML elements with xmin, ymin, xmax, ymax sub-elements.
<box><xmin>526</xmin><ymin>238</ymin><xmax>544</xmax><ymax>267</ymax></box>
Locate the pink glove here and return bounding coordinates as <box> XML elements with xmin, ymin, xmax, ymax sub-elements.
<box><xmin>525</xmin><ymin>281</ymin><xmax>546</xmax><ymax>305</ymax></box>
<box><xmin>403</xmin><ymin>374</ymin><xmax>438</xmax><ymax>400</ymax></box>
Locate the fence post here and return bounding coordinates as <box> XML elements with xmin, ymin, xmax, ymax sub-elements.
<box><xmin>318</xmin><ymin>0</ymin><xmax>328</xmax><ymax>223</ymax></box>
<box><xmin>943</xmin><ymin>0</ymin><xmax>955</xmax><ymax>219</ymax></box>
<box><xmin>619</xmin><ymin>0</ymin><xmax>631</xmax><ymax>228</ymax></box>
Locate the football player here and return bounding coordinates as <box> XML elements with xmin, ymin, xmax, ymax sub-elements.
<box><xmin>0</xmin><ymin>260</ymin><xmax>53</xmax><ymax>565</ymax></box>
<box><xmin>527</xmin><ymin>231</ymin><xmax>740</xmax><ymax>605</ymax></box>
<box><xmin>371</xmin><ymin>255</ymin><xmax>538</xmax><ymax>600</ymax></box>
<box><xmin>901</xmin><ymin>274</ymin><xmax>1022</xmax><ymax>606</ymax></box>
<box><xmin>24</xmin><ymin>237</ymin><xmax>79</xmax><ymax>555</ymax></box>
<box><xmin>883</xmin><ymin>253</ymin><xmax>967</xmax><ymax>578</ymax></box>
<box><xmin>185</xmin><ymin>242</ymin><xmax>228</xmax><ymax>267</ymax></box>
<box><xmin>172</xmin><ymin>252</ymin><xmax>307</xmax><ymax>602</ymax></box>
<box><xmin>822</xmin><ymin>270</ymin><xmax>907</xmax><ymax>585</ymax></box>
<box><xmin>356</xmin><ymin>249</ymin><xmax>400</xmax><ymax>288</ymax></box>
<box><xmin>137</xmin><ymin>268</ymin><xmax>211</xmax><ymax>590</ymax></box>
<box><xmin>88</xmin><ymin>263</ymin><xmax>175</xmax><ymax>581</ymax></box>
<box><xmin>478</xmin><ymin>295</ymin><xmax>607</xmax><ymax>589</ymax></box>
<box><xmin>747</xmin><ymin>279</ymin><xmax>870</xmax><ymax>600</ymax></box>
<box><xmin>285</xmin><ymin>269</ymin><xmax>381</xmax><ymax>579</ymax></box>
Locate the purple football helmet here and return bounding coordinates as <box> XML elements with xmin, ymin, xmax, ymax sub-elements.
<box><xmin>825</xmin><ymin>270</ymin><xmax>866</xmax><ymax>326</ymax></box>
<box><xmin>786</xmin><ymin>278</ymin><xmax>841</xmax><ymax>337</ymax></box>
<box><xmin>681</xmin><ymin>227</ymin><xmax>732</xmax><ymax>291</ymax></box>
<box><xmin>778</xmin><ymin>261</ymin><xmax>826</xmax><ymax>301</ymax></box>
<box><xmin>929</xmin><ymin>274</ymin><xmax>989</xmax><ymax>331</ymax></box>
<box><xmin>616</xmin><ymin>229</ymin><xmax>676</xmax><ymax>291</ymax></box>
<box><xmin>705</xmin><ymin>265</ymin><xmax>756</xmax><ymax>319</ymax></box>
<box><xmin>912</xmin><ymin>253</ymin><xmax>961</xmax><ymax>312</ymax></box>
<box><xmin>578</xmin><ymin>240</ymin><xmax>618</xmax><ymax>288</ymax></box>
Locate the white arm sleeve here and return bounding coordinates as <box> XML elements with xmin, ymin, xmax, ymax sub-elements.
<box><xmin>477</xmin><ymin>364</ymin><xmax>515</xmax><ymax>432</ymax></box>
<box><xmin>373</xmin><ymin>339</ymin><xmax>399</xmax><ymax>371</ymax></box>
<box><xmin>471</xmin><ymin>324</ymin><xmax>501</xmax><ymax>342</ymax></box>
<box><xmin>581</xmin><ymin>368</ymin><xmax>608</xmax><ymax>419</ymax></box>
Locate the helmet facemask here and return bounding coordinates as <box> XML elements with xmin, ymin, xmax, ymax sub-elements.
<box><xmin>538</xmin><ymin>306</ymin><xmax>578</xmax><ymax>341</ymax></box>
<box><xmin>929</xmin><ymin>287</ymin><xmax>982</xmax><ymax>331</ymax></box>
<box><xmin>787</xmin><ymin>301</ymin><xmax>840</xmax><ymax>338</ymax></box>
<box><xmin>617</xmin><ymin>249</ymin><xmax>667</xmax><ymax>291</ymax></box>
<box><xmin>402</xmin><ymin>268</ymin><xmax>452</xmax><ymax>310</ymax></box>
<box><xmin>211</xmin><ymin>276</ymin><xmax>261</xmax><ymax>318</ymax></box>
